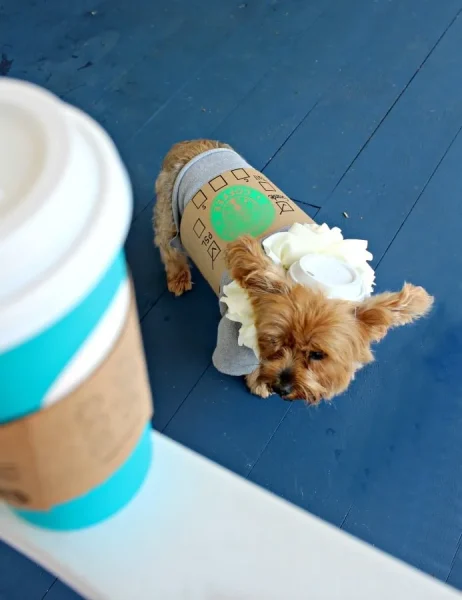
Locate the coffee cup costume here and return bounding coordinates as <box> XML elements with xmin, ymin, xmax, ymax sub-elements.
<box><xmin>171</xmin><ymin>148</ymin><xmax>375</xmax><ymax>376</ymax></box>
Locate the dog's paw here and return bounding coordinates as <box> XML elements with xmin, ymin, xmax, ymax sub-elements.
<box><xmin>248</xmin><ymin>380</ymin><xmax>273</xmax><ymax>399</ymax></box>
<box><xmin>246</xmin><ymin>369</ymin><xmax>273</xmax><ymax>399</ymax></box>
<box><xmin>167</xmin><ymin>266</ymin><xmax>192</xmax><ymax>296</ymax></box>
<box><xmin>254</xmin><ymin>382</ymin><xmax>272</xmax><ymax>398</ymax></box>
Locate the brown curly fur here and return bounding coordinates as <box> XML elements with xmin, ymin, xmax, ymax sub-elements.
<box><xmin>154</xmin><ymin>140</ymin><xmax>434</xmax><ymax>402</ymax></box>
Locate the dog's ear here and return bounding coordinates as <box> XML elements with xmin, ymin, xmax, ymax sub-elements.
<box><xmin>356</xmin><ymin>283</ymin><xmax>434</xmax><ymax>342</ymax></box>
<box><xmin>226</xmin><ymin>235</ymin><xmax>291</xmax><ymax>296</ymax></box>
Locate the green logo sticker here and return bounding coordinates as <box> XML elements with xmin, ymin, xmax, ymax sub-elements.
<box><xmin>210</xmin><ymin>185</ymin><xmax>276</xmax><ymax>242</ymax></box>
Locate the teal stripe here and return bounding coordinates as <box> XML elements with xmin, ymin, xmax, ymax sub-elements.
<box><xmin>16</xmin><ymin>424</ymin><xmax>153</xmax><ymax>530</ymax></box>
<box><xmin>0</xmin><ymin>252</ymin><xmax>126</xmax><ymax>422</ymax></box>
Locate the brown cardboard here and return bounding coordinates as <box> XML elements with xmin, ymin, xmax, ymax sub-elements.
<box><xmin>180</xmin><ymin>168</ymin><xmax>314</xmax><ymax>294</ymax></box>
<box><xmin>0</xmin><ymin>290</ymin><xmax>153</xmax><ymax>510</ymax></box>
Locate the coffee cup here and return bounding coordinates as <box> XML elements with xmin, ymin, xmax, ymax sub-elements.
<box><xmin>0</xmin><ymin>79</ymin><xmax>152</xmax><ymax>530</ymax></box>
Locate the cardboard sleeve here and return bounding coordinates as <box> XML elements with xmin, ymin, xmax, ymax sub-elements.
<box><xmin>180</xmin><ymin>167</ymin><xmax>314</xmax><ymax>294</ymax></box>
<box><xmin>0</xmin><ymin>290</ymin><xmax>153</xmax><ymax>510</ymax></box>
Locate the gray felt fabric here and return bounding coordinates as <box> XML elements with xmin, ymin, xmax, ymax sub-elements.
<box><xmin>171</xmin><ymin>149</ymin><xmax>259</xmax><ymax>376</ymax></box>
<box><xmin>213</xmin><ymin>272</ymin><xmax>260</xmax><ymax>376</ymax></box>
<box><xmin>171</xmin><ymin>148</ymin><xmax>250</xmax><ymax>250</ymax></box>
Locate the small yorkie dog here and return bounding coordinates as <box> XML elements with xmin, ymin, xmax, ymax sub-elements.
<box><xmin>154</xmin><ymin>139</ymin><xmax>433</xmax><ymax>403</ymax></box>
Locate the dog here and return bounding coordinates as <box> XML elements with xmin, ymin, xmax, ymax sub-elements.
<box><xmin>154</xmin><ymin>139</ymin><xmax>433</xmax><ymax>403</ymax></box>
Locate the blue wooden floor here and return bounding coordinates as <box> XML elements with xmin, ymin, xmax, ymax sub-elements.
<box><xmin>2</xmin><ymin>0</ymin><xmax>462</xmax><ymax>597</ymax></box>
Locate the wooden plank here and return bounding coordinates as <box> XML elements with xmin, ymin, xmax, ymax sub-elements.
<box><xmin>264</xmin><ymin>0</ymin><xmax>462</xmax><ymax>207</ymax></box>
<box><xmin>338</xmin><ymin>127</ymin><xmax>462</xmax><ymax>582</ymax></box>
<box><xmin>87</xmin><ymin>0</ymin><xmax>292</xmax><ymax>146</ymax></box>
<box><xmin>0</xmin><ymin>0</ymin><xmax>100</xmax><ymax>82</ymax></box>
<box><xmin>3</xmin><ymin>0</ymin><xmax>244</xmax><ymax>135</ymax></box>
<box><xmin>248</xmin><ymin>16</ymin><xmax>462</xmax><ymax>584</ymax></box>
<box><xmin>314</xmin><ymin>6</ymin><xmax>462</xmax><ymax>265</ymax></box>
<box><xmin>213</xmin><ymin>0</ymin><xmax>394</xmax><ymax>170</ymax></box>
<box><xmin>60</xmin><ymin>0</ymin><xmax>233</xmax><ymax>108</ymax></box>
<box><xmin>2</xmin><ymin>0</ymin><xmax>160</xmax><ymax>93</ymax></box>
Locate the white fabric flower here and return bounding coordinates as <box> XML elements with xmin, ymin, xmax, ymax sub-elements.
<box><xmin>221</xmin><ymin>280</ymin><xmax>259</xmax><ymax>356</ymax></box>
<box><xmin>222</xmin><ymin>223</ymin><xmax>375</xmax><ymax>356</ymax></box>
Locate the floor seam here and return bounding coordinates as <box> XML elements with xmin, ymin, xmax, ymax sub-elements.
<box><xmin>160</xmin><ymin>361</ymin><xmax>212</xmax><ymax>432</ymax></box>
<box><xmin>339</xmin><ymin>505</ymin><xmax>353</xmax><ymax>529</ymax></box>
<box><xmin>40</xmin><ymin>578</ymin><xmax>57</xmax><ymax>600</ymax></box>
<box><xmin>446</xmin><ymin>529</ymin><xmax>462</xmax><ymax>583</ymax></box>
<box><xmin>139</xmin><ymin>287</ymin><xmax>167</xmax><ymax>323</ymax></box>
<box><xmin>374</xmin><ymin>123</ymin><xmax>462</xmax><ymax>271</ymax></box>
<box><xmin>209</xmin><ymin>0</ymin><xmax>335</xmax><ymax>144</ymax></box>
<box><xmin>261</xmin><ymin>98</ymin><xmax>322</xmax><ymax>174</ymax></box>
<box><xmin>245</xmin><ymin>404</ymin><xmax>294</xmax><ymax>479</ymax></box>
<box><xmin>291</xmin><ymin>199</ymin><xmax>321</xmax><ymax>209</ymax></box>
<box><xmin>129</xmin><ymin>0</ymin><xmax>333</xmax><ymax>148</ymax></box>
<box><xmin>259</xmin><ymin>0</ymin><xmax>402</xmax><ymax>175</ymax></box>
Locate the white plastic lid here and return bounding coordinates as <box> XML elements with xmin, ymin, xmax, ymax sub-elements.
<box><xmin>0</xmin><ymin>79</ymin><xmax>132</xmax><ymax>351</ymax></box>
<box><xmin>289</xmin><ymin>254</ymin><xmax>365</xmax><ymax>301</ymax></box>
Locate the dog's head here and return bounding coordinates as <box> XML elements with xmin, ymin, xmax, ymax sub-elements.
<box><xmin>226</xmin><ymin>235</ymin><xmax>433</xmax><ymax>403</ymax></box>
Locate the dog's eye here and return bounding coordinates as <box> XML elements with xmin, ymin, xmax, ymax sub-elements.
<box><xmin>309</xmin><ymin>350</ymin><xmax>325</xmax><ymax>361</ymax></box>
<box><xmin>261</xmin><ymin>335</ymin><xmax>279</xmax><ymax>347</ymax></box>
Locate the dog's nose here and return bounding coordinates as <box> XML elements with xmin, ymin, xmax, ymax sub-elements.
<box><xmin>274</xmin><ymin>369</ymin><xmax>293</xmax><ymax>398</ymax></box>
<box><xmin>274</xmin><ymin>382</ymin><xmax>293</xmax><ymax>397</ymax></box>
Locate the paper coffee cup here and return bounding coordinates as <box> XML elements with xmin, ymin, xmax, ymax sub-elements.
<box><xmin>0</xmin><ymin>79</ymin><xmax>152</xmax><ymax>530</ymax></box>
<box><xmin>288</xmin><ymin>254</ymin><xmax>366</xmax><ymax>301</ymax></box>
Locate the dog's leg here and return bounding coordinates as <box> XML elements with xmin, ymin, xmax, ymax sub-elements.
<box><xmin>153</xmin><ymin>171</ymin><xmax>192</xmax><ymax>297</ymax></box>
<box><xmin>154</xmin><ymin>139</ymin><xmax>232</xmax><ymax>296</ymax></box>
<box><xmin>246</xmin><ymin>367</ymin><xmax>273</xmax><ymax>399</ymax></box>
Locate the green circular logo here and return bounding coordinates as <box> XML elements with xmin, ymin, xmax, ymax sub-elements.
<box><xmin>210</xmin><ymin>185</ymin><xmax>276</xmax><ymax>241</ymax></box>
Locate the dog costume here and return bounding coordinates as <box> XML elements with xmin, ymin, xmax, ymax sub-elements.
<box><xmin>170</xmin><ymin>148</ymin><xmax>314</xmax><ymax>376</ymax></box>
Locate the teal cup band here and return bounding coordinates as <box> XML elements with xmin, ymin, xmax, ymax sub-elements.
<box><xmin>1</xmin><ymin>252</ymin><xmax>127</xmax><ymax>422</ymax></box>
<box><xmin>15</xmin><ymin>424</ymin><xmax>152</xmax><ymax>530</ymax></box>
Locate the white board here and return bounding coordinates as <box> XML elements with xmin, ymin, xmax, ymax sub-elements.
<box><xmin>0</xmin><ymin>431</ymin><xmax>457</xmax><ymax>600</ymax></box>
